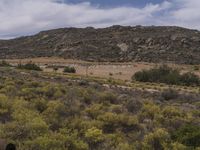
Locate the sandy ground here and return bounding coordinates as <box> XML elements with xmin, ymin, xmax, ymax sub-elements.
<box><xmin>3</xmin><ymin>57</ymin><xmax>200</xmax><ymax>80</ymax></box>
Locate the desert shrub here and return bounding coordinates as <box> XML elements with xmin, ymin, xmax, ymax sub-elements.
<box><xmin>63</xmin><ymin>66</ymin><xmax>76</xmax><ymax>73</ymax></box>
<box><xmin>133</xmin><ymin>65</ymin><xmax>200</xmax><ymax>86</ymax></box>
<box><xmin>85</xmin><ymin>104</ymin><xmax>104</xmax><ymax>119</ymax></box>
<box><xmin>17</xmin><ymin>62</ymin><xmax>42</xmax><ymax>71</ymax></box>
<box><xmin>99</xmin><ymin>92</ymin><xmax>118</xmax><ymax>104</ymax></box>
<box><xmin>162</xmin><ymin>106</ymin><xmax>183</xmax><ymax>119</ymax></box>
<box><xmin>0</xmin><ymin>94</ymin><xmax>11</xmax><ymax>122</ymax></box>
<box><xmin>180</xmin><ymin>72</ymin><xmax>200</xmax><ymax>86</ymax></box>
<box><xmin>24</xmin><ymin>133</ymin><xmax>67</xmax><ymax>150</ymax></box>
<box><xmin>172</xmin><ymin>124</ymin><xmax>200</xmax><ymax>148</ymax></box>
<box><xmin>85</xmin><ymin>127</ymin><xmax>104</xmax><ymax>144</ymax></box>
<box><xmin>1</xmin><ymin>84</ymin><xmax>18</xmax><ymax>98</ymax></box>
<box><xmin>23</xmin><ymin>130</ymin><xmax>89</xmax><ymax>150</ymax></box>
<box><xmin>1</xmin><ymin>68</ymin><xmax>200</xmax><ymax>149</ymax></box>
<box><xmin>120</xmin><ymin>115</ymin><xmax>140</xmax><ymax>133</ymax></box>
<box><xmin>193</xmin><ymin>65</ymin><xmax>199</xmax><ymax>71</ymax></box>
<box><xmin>53</xmin><ymin>66</ymin><xmax>59</xmax><ymax>72</ymax></box>
<box><xmin>109</xmin><ymin>73</ymin><xmax>113</xmax><ymax>76</ymax></box>
<box><xmin>170</xmin><ymin>142</ymin><xmax>187</xmax><ymax>150</ymax></box>
<box><xmin>32</xmin><ymin>98</ymin><xmax>47</xmax><ymax>113</ymax></box>
<box><xmin>159</xmin><ymin>106</ymin><xmax>187</xmax><ymax>130</ymax></box>
<box><xmin>133</xmin><ymin>69</ymin><xmax>150</xmax><ymax>82</ymax></box>
<box><xmin>97</xmin><ymin>112</ymin><xmax>119</xmax><ymax>133</ymax></box>
<box><xmin>125</xmin><ymin>99</ymin><xmax>143</xmax><ymax>113</ymax></box>
<box><xmin>42</xmin><ymin>100</ymin><xmax>68</xmax><ymax>130</ymax></box>
<box><xmin>20</xmin><ymin>87</ymin><xmax>44</xmax><ymax>100</ymax></box>
<box><xmin>110</xmin><ymin>105</ymin><xmax>123</xmax><ymax>114</ymax></box>
<box><xmin>66</xmin><ymin>131</ymin><xmax>89</xmax><ymax>150</ymax></box>
<box><xmin>1</xmin><ymin>100</ymin><xmax>48</xmax><ymax>141</ymax></box>
<box><xmin>139</xmin><ymin>102</ymin><xmax>160</xmax><ymax>121</ymax></box>
<box><xmin>116</xmin><ymin>143</ymin><xmax>133</xmax><ymax>150</ymax></box>
<box><xmin>161</xmin><ymin>89</ymin><xmax>178</xmax><ymax>100</ymax></box>
<box><xmin>40</xmin><ymin>85</ymin><xmax>66</xmax><ymax>99</ymax></box>
<box><xmin>97</xmin><ymin>112</ymin><xmax>134</xmax><ymax>133</ymax></box>
<box><xmin>0</xmin><ymin>60</ymin><xmax>11</xmax><ymax>67</ymax></box>
<box><xmin>133</xmin><ymin>65</ymin><xmax>180</xmax><ymax>83</ymax></box>
<box><xmin>78</xmin><ymin>80</ymin><xmax>89</xmax><ymax>86</ymax></box>
<box><xmin>142</xmin><ymin>128</ymin><xmax>170</xmax><ymax>150</ymax></box>
<box><xmin>102</xmin><ymin>133</ymin><xmax>129</xmax><ymax>150</ymax></box>
<box><xmin>81</xmin><ymin>89</ymin><xmax>97</xmax><ymax>105</ymax></box>
<box><xmin>97</xmin><ymin>112</ymin><xmax>139</xmax><ymax>134</ymax></box>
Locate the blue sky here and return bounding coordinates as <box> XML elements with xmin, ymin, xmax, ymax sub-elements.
<box><xmin>0</xmin><ymin>0</ymin><xmax>200</xmax><ymax>39</ymax></box>
<box><xmin>65</xmin><ymin>0</ymin><xmax>164</xmax><ymax>7</ymax></box>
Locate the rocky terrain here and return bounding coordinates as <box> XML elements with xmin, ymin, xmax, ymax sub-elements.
<box><xmin>0</xmin><ymin>25</ymin><xmax>200</xmax><ymax>64</ymax></box>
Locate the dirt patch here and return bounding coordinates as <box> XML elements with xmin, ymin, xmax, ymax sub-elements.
<box><xmin>2</xmin><ymin>57</ymin><xmax>200</xmax><ymax>81</ymax></box>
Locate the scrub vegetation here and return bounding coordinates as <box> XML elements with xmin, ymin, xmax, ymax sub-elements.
<box><xmin>133</xmin><ymin>65</ymin><xmax>200</xmax><ymax>86</ymax></box>
<box><xmin>0</xmin><ymin>67</ymin><xmax>199</xmax><ymax>150</ymax></box>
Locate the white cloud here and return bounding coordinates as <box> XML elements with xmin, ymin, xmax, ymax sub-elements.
<box><xmin>0</xmin><ymin>0</ymin><xmax>199</xmax><ymax>39</ymax></box>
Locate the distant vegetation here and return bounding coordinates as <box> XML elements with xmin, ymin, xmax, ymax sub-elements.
<box><xmin>53</xmin><ymin>66</ymin><xmax>59</xmax><ymax>72</ymax></box>
<box><xmin>63</xmin><ymin>66</ymin><xmax>76</xmax><ymax>73</ymax></box>
<box><xmin>0</xmin><ymin>60</ymin><xmax>11</xmax><ymax>67</ymax></box>
<box><xmin>193</xmin><ymin>65</ymin><xmax>199</xmax><ymax>71</ymax></box>
<box><xmin>133</xmin><ymin>65</ymin><xmax>200</xmax><ymax>86</ymax></box>
<box><xmin>17</xmin><ymin>62</ymin><xmax>42</xmax><ymax>71</ymax></box>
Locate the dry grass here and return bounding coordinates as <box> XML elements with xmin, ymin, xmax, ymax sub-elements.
<box><xmin>2</xmin><ymin>57</ymin><xmax>200</xmax><ymax>81</ymax></box>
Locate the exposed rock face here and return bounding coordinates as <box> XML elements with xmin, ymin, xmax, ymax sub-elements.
<box><xmin>0</xmin><ymin>25</ymin><xmax>200</xmax><ymax>64</ymax></box>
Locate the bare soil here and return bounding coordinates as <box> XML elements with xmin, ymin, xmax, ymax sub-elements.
<box><xmin>3</xmin><ymin>57</ymin><xmax>200</xmax><ymax>80</ymax></box>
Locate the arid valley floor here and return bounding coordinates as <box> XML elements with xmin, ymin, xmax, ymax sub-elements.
<box><xmin>4</xmin><ymin>57</ymin><xmax>200</xmax><ymax>81</ymax></box>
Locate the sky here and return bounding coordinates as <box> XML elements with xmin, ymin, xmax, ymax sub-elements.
<box><xmin>65</xmin><ymin>0</ymin><xmax>164</xmax><ymax>7</ymax></box>
<box><xmin>0</xmin><ymin>0</ymin><xmax>200</xmax><ymax>39</ymax></box>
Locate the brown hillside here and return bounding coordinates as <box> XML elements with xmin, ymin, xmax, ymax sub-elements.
<box><xmin>0</xmin><ymin>26</ymin><xmax>200</xmax><ymax>64</ymax></box>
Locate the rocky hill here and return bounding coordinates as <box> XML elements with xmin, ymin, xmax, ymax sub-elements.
<box><xmin>0</xmin><ymin>25</ymin><xmax>200</xmax><ymax>64</ymax></box>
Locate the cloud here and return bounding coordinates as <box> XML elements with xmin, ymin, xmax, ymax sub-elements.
<box><xmin>0</xmin><ymin>0</ymin><xmax>199</xmax><ymax>39</ymax></box>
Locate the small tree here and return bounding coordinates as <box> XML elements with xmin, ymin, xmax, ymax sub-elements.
<box><xmin>17</xmin><ymin>62</ymin><xmax>42</xmax><ymax>71</ymax></box>
<box><xmin>63</xmin><ymin>66</ymin><xmax>76</xmax><ymax>73</ymax></box>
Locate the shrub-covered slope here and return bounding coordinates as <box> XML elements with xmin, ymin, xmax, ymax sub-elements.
<box><xmin>0</xmin><ymin>26</ymin><xmax>200</xmax><ymax>64</ymax></box>
<box><xmin>0</xmin><ymin>68</ymin><xmax>199</xmax><ymax>149</ymax></box>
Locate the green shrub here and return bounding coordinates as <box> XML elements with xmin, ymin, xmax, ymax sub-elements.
<box><xmin>85</xmin><ymin>127</ymin><xmax>104</xmax><ymax>144</ymax></box>
<box><xmin>180</xmin><ymin>72</ymin><xmax>200</xmax><ymax>86</ymax></box>
<box><xmin>100</xmin><ymin>92</ymin><xmax>118</xmax><ymax>104</ymax></box>
<box><xmin>133</xmin><ymin>65</ymin><xmax>200</xmax><ymax>86</ymax></box>
<box><xmin>17</xmin><ymin>62</ymin><xmax>42</xmax><ymax>71</ymax></box>
<box><xmin>63</xmin><ymin>66</ymin><xmax>76</xmax><ymax>73</ymax></box>
<box><xmin>126</xmin><ymin>99</ymin><xmax>143</xmax><ymax>113</ymax></box>
<box><xmin>142</xmin><ymin>128</ymin><xmax>170</xmax><ymax>150</ymax></box>
<box><xmin>172</xmin><ymin>124</ymin><xmax>200</xmax><ymax>148</ymax></box>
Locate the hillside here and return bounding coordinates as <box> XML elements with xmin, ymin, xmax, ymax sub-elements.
<box><xmin>0</xmin><ymin>26</ymin><xmax>200</xmax><ymax>64</ymax></box>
